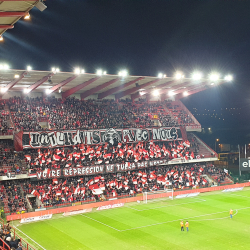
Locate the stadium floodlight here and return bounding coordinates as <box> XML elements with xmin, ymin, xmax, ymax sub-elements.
<box><xmin>118</xmin><ymin>70</ymin><xmax>128</xmax><ymax>77</ymax></box>
<box><xmin>24</xmin><ymin>13</ymin><xmax>30</xmax><ymax>20</ymax></box>
<box><xmin>0</xmin><ymin>36</ymin><xmax>3</xmax><ymax>42</ymax></box>
<box><xmin>174</xmin><ymin>71</ymin><xmax>184</xmax><ymax>80</ymax></box>
<box><xmin>0</xmin><ymin>64</ymin><xmax>10</xmax><ymax>70</ymax></box>
<box><xmin>27</xmin><ymin>65</ymin><xmax>32</xmax><ymax>71</ymax></box>
<box><xmin>45</xmin><ymin>89</ymin><xmax>52</xmax><ymax>95</ymax></box>
<box><xmin>168</xmin><ymin>90</ymin><xmax>175</xmax><ymax>96</ymax></box>
<box><xmin>96</xmin><ymin>69</ymin><xmax>103</xmax><ymax>76</ymax></box>
<box><xmin>153</xmin><ymin>89</ymin><xmax>159</xmax><ymax>96</ymax></box>
<box><xmin>14</xmin><ymin>74</ymin><xmax>19</xmax><ymax>79</ymax></box>
<box><xmin>81</xmin><ymin>69</ymin><xmax>85</xmax><ymax>74</ymax></box>
<box><xmin>0</xmin><ymin>87</ymin><xmax>7</xmax><ymax>93</ymax></box>
<box><xmin>52</xmin><ymin>67</ymin><xmax>60</xmax><ymax>73</ymax></box>
<box><xmin>158</xmin><ymin>73</ymin><xmax>163</xmax><ymax>78</ymax></box>
<box><xmin>3</xmin><ymin>64</ymin><xmax>9</xmax><ymax>70</ymax></box>
<box><xmin>59</xmin><ymin>87</ymin><xmax>62</xmax><ymax>93</ymax></box>
<box><xmin>103</xmin><ymin>71</ymin><xmax>107</xmax><ymax>75</ymax></box>
<box><xmin>224</xmin><ymin>75</ymin><xmax>233</xmax><ymax>82</ymax></box>
<box><xmin>74</xmin><ymin>67</ymin><xmax>81</xmax><ymax>75</ymax></box>
<box><xmin>183</xmin><ymin>91</ymin><xmax>188</xmax><ymax>97</ymax></box>
<box><xmin>209</xmin><ymin>73</ymin><xmax>220</xmax><ymax>82</ymax></box>
<box><xmin>192</xmin><ymin>72</ymin><xmax>202</xmax><ymax>81</ymax></box>
<box><xmin>23</xmin><ymin>88</ymin><xmax>31</xmax><ymax>94</ymax></box>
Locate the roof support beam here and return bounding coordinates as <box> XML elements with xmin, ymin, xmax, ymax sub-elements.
<box><xmin>0</xmin><ymin>71</ymin><xmax>27</xmax><ymax>97</ymax></box>
<box><xmin>81</xmin><ymin>78</ymin><xmax>120</xmax><ymax>100</ymax></box>
<box><xmin>62</xmin><ymin>76</ymin><xmax>100</xmax><ymax>100</ymax></box>
<box><xmin>25</xmin><ymin>73</ymin><xmax>54</xmax><ymax>93</ymax></box>
<box><xmin>48</xmin><ymin>75</ymin><xmax>77</xmax><ymax>94</ymax></box>
<box><xmin>98</xmin><ymin>77</ymin><xmax>144</xmax><ymax>99</ymax></box>
<box><xmin>0</xmin><ymin>12</ymin><xmax>27</xmax><ymax>17</ymax></box>
<box><xmin>117</xmin><ymin>78</ymin><xmax>162</xmax><ymax>100</ymax></box>
<box><xmin>0</xmin><ymin>25</ymin><xmax>14</xmax><ymax>29</ymax></box>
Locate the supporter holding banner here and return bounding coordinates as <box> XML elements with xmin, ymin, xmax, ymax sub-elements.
<box><xmin>15</xmin><ymin>127</ymin><xmax>182</xmax><ymax>150</ymax></box>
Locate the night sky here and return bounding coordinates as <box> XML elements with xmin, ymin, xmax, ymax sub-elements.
<box><xmin>1</xmin><ymin>0</ymin><xmax>250</xmax><ymax>147</ymax></box>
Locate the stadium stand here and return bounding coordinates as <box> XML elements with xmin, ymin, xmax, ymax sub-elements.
<box><xmin>0</xmin><ymin>93</ymin><xmax>227</xmax><ymax>223</ymax></box>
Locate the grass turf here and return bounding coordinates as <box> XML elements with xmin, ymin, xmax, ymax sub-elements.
<box><xmin>12</xmin><ymin>187</ymin><xmax>250</xmax><ymax>250</ymax></box>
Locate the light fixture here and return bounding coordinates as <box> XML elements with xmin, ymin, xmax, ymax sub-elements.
<box><xmin>23</xmin><ymin>88</ymin><xmax>31</xmax><ymax>94</ymax></box>
<box><xmin>35</xmin><ymin>0</ymin><xmax>47</xmax><ymax>12</ymax></box>
<box><xmin>81</xmin><ymin>69</ymin><xmax>85</xmax><ymax>74</ymax></box>
<box><xmin>192</xmin><ymin>72</ymin><xmax>202</xmax><ymax>80</ymax></box>
<box><xmin>0</xmin><ymin>36</ymin><xmax>3</xmax><ymax>42</ymax></box>
<box><xmin>14</xmin><ymin>74</ymin><xmax>19</xmax><ymax>79</ymax></box>
<box><xmin>45</xmin><ymin>89</ymin><xmax>52</xmax><ymax>95</ymax></box>
<box><xmin>0</xmin><ymin>64</ymin><xmax>9</xmax><ymax>70</ymax></box>
<box><xmin>0</xmin><ymin>87</ymin><xmax>7</xmax><ymax>93</ymax></box>
<box><xmin>24</xmin><ymin>13</ymin><xmax>30</xmax><ymax>20</ymax></box>
<box><xmin>59</xmin><ymin>87</ymin><xmax>62</xmax><ymax>93</ymax></box>
<box><xmin>27</xmin><ymin>65</ymin><xmax>32</xmax><ymax>71</ymax></box>
<box><xmin>118</xmin><ymin>70</ymin><xmax>128</xmax><ymax>77</ymax></box>
<box><xmin>224</xmin><ymin>75</ymin><xmax>233</xmax><ymax>82</ymax></box>
<box><xmin>96</xmin><ymin>69</ymin><xmax>103</xmax><ymax>76</ymax></box>
<box><xmin>52</xmin><ymin>67</ymin><xmax>60</xmax><ymax>73</ymax></box>
<box><xmin>175</xmin><ymin>71</ymin><xmax>184</xmax><ymax>80</ymax></box>
<box><xmin>183</xmin><ymin>91</ymin><xmax>188</xmax><ymax>96</ymax></box>
<box><xmin>74</xmin><ymin>67</ymin><xmax>81</xmax><ymax>75</ymax></box>
<box><xmin>158</xmin><ymin>73</ymin><xmax>163</xmax><ymax>78</ymax></box>
<box><xmin>153</xmin><ymin>89</ymin><xmax>159</xmax><ymax>96</ymax></box>
<box><xmin>209</xmin><ymin>73</ymin><xmax>220</xmax><ymax>82</ymax></box>
<box><xmin>168</xmin><ymin>90</ymin><xmax>175</xmax><ymax>96</ymax></box>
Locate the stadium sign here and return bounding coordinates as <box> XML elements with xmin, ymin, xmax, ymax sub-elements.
<box><xmin>33</xmin><ymin>159</ymin><xmax>168</xmax><ymax>179</ymax></box>
<box><xmin>239</xmin><ymin>158</ymin><xmax>250</xmax><ymax>171</ymax></box>
<box><xmin>14</xmin><ymin>127</ymin><xmax>182</xmax><ymax>150</ymax></box>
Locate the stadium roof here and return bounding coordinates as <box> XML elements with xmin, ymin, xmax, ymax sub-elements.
<box><xmin>0</xmin><ymin>0</ymin><xmax>39</xmax><ymax>37</ymax></box>
<box><xmin>0</xmin><ymin>68</ymin><xmax>229</xmax><ymax>100</ymax></box>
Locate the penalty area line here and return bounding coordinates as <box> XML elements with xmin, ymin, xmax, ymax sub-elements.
<box><xmin>80</xmin><ymin>214</ymin><xmax>121</xmax><ymax>232</ymax></box>
<box><xmin>13</xmin><ymin>225</ymin><xmax>46</xmax><ymax>250</ymax></box>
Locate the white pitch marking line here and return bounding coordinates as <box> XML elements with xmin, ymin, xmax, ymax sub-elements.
<box><xmin>229</xmin><ymin>193</ymin><xmax>250</xmax><ymax>199</ymax></box>
<box><xmin>126</xmin><ymin>198</ymin><xmax>206</xmax><ymax>212</ymax></box>
<box><xmin>119</xmin><ymin>208</ymin><xmax>245</xmax><ymax>232</ymax></box>
<box><xmin>80</xmin><ymin>214</ymin><xmax>121</xmax><ymax>232</ymax></box>
<box><xmin>13</xmin><ymin>225</ymin><xmax>46</xmax><ymax>250</ymax></box>
<box><xmin>81</xmin><ymin>207</ymin><xmax>250</xmax><ymax>232</ymax></box>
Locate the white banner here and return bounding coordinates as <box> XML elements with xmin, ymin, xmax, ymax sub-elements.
<box><xmin>20</xmin><ymin>214</ymin><xmax>52</xmax><ymax>223</ymax></box>
<box><xmin>97</xmin><ymin>203</ymin><xmax>124</xmax><ymax>211</ymax></box>
<box><xmin>63</xmin><ymin>208</ymin><xmax>92</xmax><ymax>216</ymax></box>
<box><xmin>222</xmin><ymin>187</ymin><xmax>243</xmax><ymax>192</ymax></box>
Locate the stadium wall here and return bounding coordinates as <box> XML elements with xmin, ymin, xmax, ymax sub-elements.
<box><xmin>6</xmin><ymin>182</ymin><xmax>250</xmax><ymax>221</ymax></box>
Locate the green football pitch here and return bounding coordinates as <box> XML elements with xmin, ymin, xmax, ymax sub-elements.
<box><xmin>12</xmin><ymin>187</ymin><xmax>250</xmax><ymax>250</ymax></box>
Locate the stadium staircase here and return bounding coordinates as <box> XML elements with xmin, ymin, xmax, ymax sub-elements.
<box><xmin>187</xmin><ymin>133</ymin><xmax>218</xmax><ymax>159</ymax></box>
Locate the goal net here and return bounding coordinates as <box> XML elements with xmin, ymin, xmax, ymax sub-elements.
<box><xmin>143</xmin><ymin>188</ymin><xmax>174</xmax><ymax>204</ymax></box>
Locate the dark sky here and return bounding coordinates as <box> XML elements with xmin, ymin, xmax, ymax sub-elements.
<box><xmin>1</xmin><ymin>0</ymin><xmax>250</xmax><ymax>145</ymax></box>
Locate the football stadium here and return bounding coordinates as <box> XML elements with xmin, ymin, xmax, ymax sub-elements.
<box><xmin>0</xmin><ymin>1</ymin><xmax>250</xmax><ymax>250</ymax></box>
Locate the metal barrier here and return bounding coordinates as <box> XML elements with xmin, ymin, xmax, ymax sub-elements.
<box><xmin>0</xmin><ymin>238</ymin><xmax>10</xmax><ymax>250</ymax></box>
<box><xmin>11</xmin><ymin>228</ymin><xmax>37</xmax><ymax>250</ymax></box>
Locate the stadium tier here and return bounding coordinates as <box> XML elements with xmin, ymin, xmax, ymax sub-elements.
<box><xmin>0</xmin><ymin>70</ymin><xmax>235</xmax><ymax>250</ymax></box>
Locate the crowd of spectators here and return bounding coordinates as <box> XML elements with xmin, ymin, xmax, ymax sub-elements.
<box><xmin>22</xmin><ymin>163</ymin><xmax>209</xmax><ymax>207</ymax></box>
<box><xmin>0</xmin><ymin>223</ymin><xmax>24</xmax><ymax>250</ymax></box>
<box><xmin>24</xmin><ymin>140</ymin><xmax>195</xmax><ymax>173</ymax></box>
<box><xmin>206</xmin><ymin>165</ymin><xmax>233</xmax><ymax>184</ymax></box>
<box><xmin>0</xmin><ymin>140</ymin><xmax>25</xmax><ymax>176</ymax></box>
<box><xmin>6</xmin><ymin>96</ymin><xmax>198</xmax><ymax>131</ymax></box>
<box><xmin>165</xmin><ymin>100</ymin><xmax>196</xmax><ymax>126</ymax></box>
<box><xmin>0</xmin><ymin>101</ymin><xmax>13</xmax><ymax>135</ymax></box>
<box><xmin>0</xmin><ymin>181</ymin><xmax>27</xmax><ymax>214</ymax></box>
